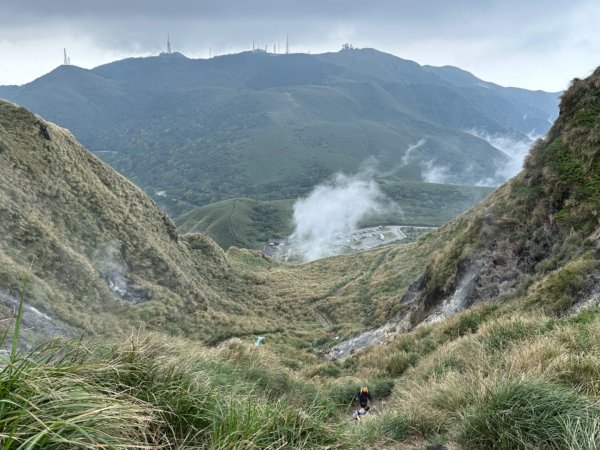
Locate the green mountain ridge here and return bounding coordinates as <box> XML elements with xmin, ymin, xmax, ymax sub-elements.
<box><xmin>0</xmin><ymin>48</ymin><xmax>559</xmax><ymax>217</ymax></box>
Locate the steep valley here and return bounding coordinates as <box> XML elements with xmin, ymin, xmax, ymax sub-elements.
<box><xmin>0</xmin><ymin>64</ymin><xmax>599</xmax><ymax>449</ymax></box>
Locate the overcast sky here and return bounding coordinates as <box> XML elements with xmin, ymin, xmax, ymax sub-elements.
<box><xmin>1</xmin><ymin>0</ymin><xmax>599</xmax><ymax>91</ymax></box>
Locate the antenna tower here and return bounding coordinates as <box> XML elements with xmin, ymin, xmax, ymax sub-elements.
<box><xmin>63</xmin><ymin>48</ymin><xmax>70</xmax><ymax>65</ymax></box>
<box><xmin>167</xmin><ymin>33</ymin><xmax>172</xmax><ymax>54</ymax></box>
<box><xmin>285</xmin><ymin>35</ymin><xmax>289</xmax><ymax>54</ymax></box>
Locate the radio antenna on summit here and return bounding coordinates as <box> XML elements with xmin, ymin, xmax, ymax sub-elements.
<box><xmin>63</xmin><ymin>48</ymin><xmax>71</xmax><ymax>65</ymax></box>
<box><xmin>167</xmin><ymin>33</ymin><xmax>172</xmax><ymax>54</ymax></box>
<box><xmin>285</xmin><ymin>34</ymin><xmax>289</xmax><ymax>54</ymax></box>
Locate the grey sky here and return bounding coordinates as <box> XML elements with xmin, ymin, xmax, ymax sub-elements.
<box><xmin>1</xmin><ymin>0</ymin><xmax>599</xmax><ymax>91</ymax></box>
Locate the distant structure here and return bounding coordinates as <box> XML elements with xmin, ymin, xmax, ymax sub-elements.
<box><xmin>341</xmin><ymin>43</ymin><xmax>354</xmax><ymax>51</ymax></box>
<box><xmin>167</xmin><ymin>33</ymin><xmax>172</xmax><ymax>54</ymax></box>
<box><xmin>286</xmin><ymin>34</ymin><xmax>289</xmax><ymax>54</ymax></box>
<box><xmin>63</xmin><ymin>48</ymin><xmax>71</xmax><ymax>65</ymax></box>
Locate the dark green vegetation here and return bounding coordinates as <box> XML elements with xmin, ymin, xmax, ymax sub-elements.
<box><xmin>176</xmin><ymin>182</ymin><xmax>492</xmax><ymax>250</ymax></box>
<box><xmin>0</xmin><ymin>48</ymin><xmax>557</xmax><ymax>217</ymax></box>
<box><xmin>3</xmin><ymin>66</ymin><xmax>600</xmax><ymax>449</ymax></box>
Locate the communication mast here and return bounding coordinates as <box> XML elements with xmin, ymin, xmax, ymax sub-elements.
<box><xmin>63</xmin><ymin>48</ymin><xmax>71</xmax><ymax>65</ymax></box>
<box><xmin>167</xmin><ymin>33</ymin><xmax>172</xmax><ymax>54</ymax></box>
<box><xmin>285</xmin><ymin>34</ymin><xmax>289</xmax><ymax>54</ymax></box>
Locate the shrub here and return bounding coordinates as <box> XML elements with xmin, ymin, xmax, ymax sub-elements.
<box><xmin>351</xmin><ymin>412</ymin><xmax>412</xmax><ymax>446</ymax></box>
<box><xmin>385</xmin><ymin>351</ymin><xmax>421</xmax><ymax>376</ymax></box>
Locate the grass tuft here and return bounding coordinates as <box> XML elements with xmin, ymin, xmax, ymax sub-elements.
<box><xmin>458</xmin><ymin>379</ymin><xmax>600</xmax><ymax>450</ymax></box>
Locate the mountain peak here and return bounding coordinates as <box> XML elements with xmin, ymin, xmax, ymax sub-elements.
<box><xmin>157</xmin><ymin>51</ymin><xmax>188</xmax><ymax>58</ymax></box>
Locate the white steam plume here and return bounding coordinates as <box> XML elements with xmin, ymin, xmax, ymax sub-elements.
<box><xmin>289</xmin><ymin>172</ymin><xmax>392</xmax><ymax>262</ymax></box>
<box><xmin>468</xmin><ymin>130</ymin><xmax>538</xmax><ymax>186</ymax></box>
<box><xmin>94</xmin><ymin>239</ymin><xmax>129</xmax><ymax>297</ymax></box>
<box><xmin>401</xmin><ymin>138</ymin><xmax>427</xmax><ymax>166</ymax></box>
<box><xmin>400</xmin><ymin>138</ymin><xmax>462</xmax><ymax>185</ymax></box>
<box><xmin>420</xmin><ymin>161</ymin><xmax>455</xmax><ymax>184</ymax></box>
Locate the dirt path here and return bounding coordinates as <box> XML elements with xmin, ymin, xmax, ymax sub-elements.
<box><xmin>311</xmin><ymin>305</ymin><xmax>333</xmax><ymax>329</ymax></box>
<box><xmin>226</xmin><ymin>199</ymin><xmax>242</xmax><ymax>245</ymax></box>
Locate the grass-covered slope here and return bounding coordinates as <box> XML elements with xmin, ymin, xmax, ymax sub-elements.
<box><xmin>176</xmin><ymin>197</ymin><xmax>295</xmax><ymax>250</ymax></box>
<box><xmin>0</xmin><ymin>100</ymin><xmax>231</xmax><ymax>338</ymax></box>
<box><xmin>330</xmin><ymin>302</ymin><xmax>600</xmax><ymax>448</ymax></box>
<box><xmin>398</xmin><ymin>68</ymin><xmax>600</xmax><ymax>323</ymax></box>
<box><xmin>0</xmin><ymin>100</ymin><xmax>437</xmax><ymax>348</ymax></box>
<box><xmin>0</xmin><ymin>101</ymin><xmax>380</xmax><ymax>345</ymax></box>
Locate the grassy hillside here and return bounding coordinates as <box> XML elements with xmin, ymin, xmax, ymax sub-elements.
<box><xmin>396</xmin><ymin>67</ymin><xmax>600</xmax><ymax>325</ymax></box>
<box><xmin>0</xmin><ymin>49</ymin><xmax>557</xmax><ymax>217</ymax></box>
<box><xmin>4</xmin><ymin>284</ymin><xmax>600</xmax><ymax>449</ymax></box>
<box><xmin>0</xmin><ymin>100</ymin><xmax>439</xmax><ymax>350</ymax></box>
<box><xmin>177</xmin><ymin>197</ymin><xmax>295</xmax><ymax>250</ymax></box>
<box><xmin>176</xmin><ymin>182</ymin><xmax>492</xmax><ymax>250</ymax></box>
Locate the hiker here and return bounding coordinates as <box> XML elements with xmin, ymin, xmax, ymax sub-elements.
<box><xmin>356</xmin><ymin>386</ymin><xmax>372</xmax><ymax>411</ymax></box>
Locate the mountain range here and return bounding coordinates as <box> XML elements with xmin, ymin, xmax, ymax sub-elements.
<box><xmin>0</xmin><ymin>48</ymin><xmax>559</xmax><ymax>218</ymax></box>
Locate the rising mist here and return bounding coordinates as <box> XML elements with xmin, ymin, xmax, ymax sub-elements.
<box><xmin>288</xmin><ymin>172</ymin><xmax>392</xmax><ymax>262</ymax></box>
